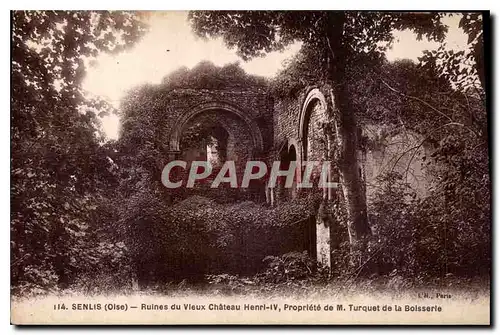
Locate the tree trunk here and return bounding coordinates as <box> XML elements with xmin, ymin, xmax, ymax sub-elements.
<box><xmin>325</xmin><ymin>13</ymin><xmax>371</xmax><ymax>253</ymax></box>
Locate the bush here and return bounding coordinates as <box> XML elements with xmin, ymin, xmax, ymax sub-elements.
<box><xmin>368</xmin><ymin>170</ymin><xmax>490</xmax><ymax>280</ymax></box>
<box><xmin>204</xmin><ymin>251</ymin><xmax>330</xmax><ymax>296</ymax></box>
<box><xmin>215</xmin><ymin>193</ymin><xmax>322</xmax><ymax>275</ymax></box>
<box><xmin>368</xmin><ymin>172</ymin><xmax>418</xmax><ymax>277</ymax></box>
<box><xmin>259</xmin><ymin>251</ymin><xmax>324</xmax><ymax>283</ymax></box>
<box><xmin>122</xmin><ymin>192</ymin><xmax>322</xmax><ymax>286</ymax></box>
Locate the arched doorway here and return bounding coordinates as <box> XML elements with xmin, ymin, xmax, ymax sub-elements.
<box><xmin>298</xmin><ymin>88</ymin><xmax>329</xmax><ymax>188</ymax></box>
<box><xmin>168</xmin><ymin>102</ymin><xmax>265</xmax><ymax>200</ymax></box>
<box><xmin>275</xmin><ymin>142</ymin><xmax>298</xmax><ymax>202</ymax></box>
<box><xmin>298</xmin><ymin>88</ymin><xmax>338</xmax><ymax>268</ymax></box>
<box><xmin>169</xmin><ymin>102</ymin><xmax>263</xmax><ymax>154</ymax></box>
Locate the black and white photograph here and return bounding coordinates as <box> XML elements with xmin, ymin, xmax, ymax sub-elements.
<box><xmin>10</xmin><ymin>10</ymin><xmax>490</xmax><ymax>325</ymax></box>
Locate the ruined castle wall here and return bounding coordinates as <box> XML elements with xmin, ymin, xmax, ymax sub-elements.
<box><xmin>273</xmin><ymin>94</ymin><xmax>301</xmax><ymax>150</ymax></box>
<box><xmin>157</xmin><ymin>87</ymin><xmax>274</xmax><ymax>154</ymax></box>
<box><xmin>273</xmin><ymin>89</ymin><xmax>330</xmax><ymax>176</ymax></box>
<box><xmin>272</xmin><ymin>89</ymin><xmax>432</xmax><ymax>202</ymax></box>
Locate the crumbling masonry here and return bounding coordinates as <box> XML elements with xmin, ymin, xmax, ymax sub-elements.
<box><xmin>159</xmin><ymin>85</ymin><xmax>430</xmax><ymax>267</ymax></box>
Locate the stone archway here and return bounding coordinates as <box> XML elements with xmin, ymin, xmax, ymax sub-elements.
<box><xmin>168</xmin><ymin>101</ymin><xmax>264</xmax><ymax>155</ymax></box>
<box><xmin>297</xmin><ymin>88</ymin><xmax>331</xmax><ymax>188</ymax></box>
<box><xmin>166</xmin><ymin>101</ymin><xmax>265</xmax><ymax>200</ymax></box>
<box><xmin>298</xmin><ymin>88</ymin><xmax>334</xmax><ymax>268</ymax></box>
<box><xmin>298</xmin><ymin>88</ymin><xmax>328</xmax><ymax>162</ymax></box>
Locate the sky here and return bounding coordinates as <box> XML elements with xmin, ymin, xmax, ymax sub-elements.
<box><xmin>82</xmin><ymin>12</ymin><xmax>470</xmax><ymax>140</ymax></box>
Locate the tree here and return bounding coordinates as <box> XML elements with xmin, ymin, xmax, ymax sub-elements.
<box><xmin>417</xmin><ymin>13</ymin><xmax>486</xmax><ymax>97</ymax></box>
<box><xmin>459</xmin><ymin>13</ymin><xmax>485</xmax><ymax>91</ymax></box>
<box><xmin>188</xmin><ymin>11</ymin><xmax>448</xmax><ymax>253</ymax></box>
<box><xmin>11</xmin><ymin>10</ymin><xmax>147</xmax><ymax>293</ymax></box>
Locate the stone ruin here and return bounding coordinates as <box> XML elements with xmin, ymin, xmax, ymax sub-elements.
<box><xmin>155</xmin><ymin>84</ymin><xmax>430</xmax><ymax>268</ymax></box>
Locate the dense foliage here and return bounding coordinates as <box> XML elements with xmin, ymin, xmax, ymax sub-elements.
<box><xmin>123</xmin><ymin>194</ymin><xmax>322</xmax><ymax>286</ymax></box>
<box><xmin>115</xmin><ymin>60</ymin><xmax>323</xmax><ymax>287</ymax></box>
<box><xmin>266</xmin><ymin>12</ymin><xmax>489</xmax><ymax>279</ymax></box>
<box><xmin>162</xmin><ymin>61</ymin><xmax>268</xmax><ymax>89</ymax></box>
<box><xmin>189</xmin><ymin>11</ymin><xmax>454</xmax><ymax>247</ymax></box>
<box><xmin>116</xmin><ymin>61</ymin><xmax>268</xmax><ymax>203</ymax></box>
<box><xmin>11</xmin><ymin>11</ymin><xmax>489</xmax><ymax>296</ymax></box>
<box><xmin>11</xmin><ymin>10</ymin><xmax>147</xmax><ymax>295</ymax></box>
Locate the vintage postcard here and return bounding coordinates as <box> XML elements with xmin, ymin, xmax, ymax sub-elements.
<box><xmin>10</xmin><ymin>10</ymin><xmax>490</xmax><ymax>325</ymax></box>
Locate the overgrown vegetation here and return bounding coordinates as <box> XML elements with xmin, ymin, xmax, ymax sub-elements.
<box><xmin>11</xmin><ymin>10</ymin><xmax>147</xmax><ymax>296</ymax></box>
<box><xmin>161</xmin><ymin>61</ymin><xmax>268</xmax><ymax>90</ymax></box>
<box><xmin>124</xmin><ymin>193</ymin><xmax>322</xmax><ymax>286</ymax></box>
<box><xmin>11</xmin><ymin>11</ymin><xmax>489</xmax><ymax>297</ymax></box>
<box><xmin>267</xmin><ymin>12</ymin><xmax>489</xmax><ymax>281</ymax></box>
